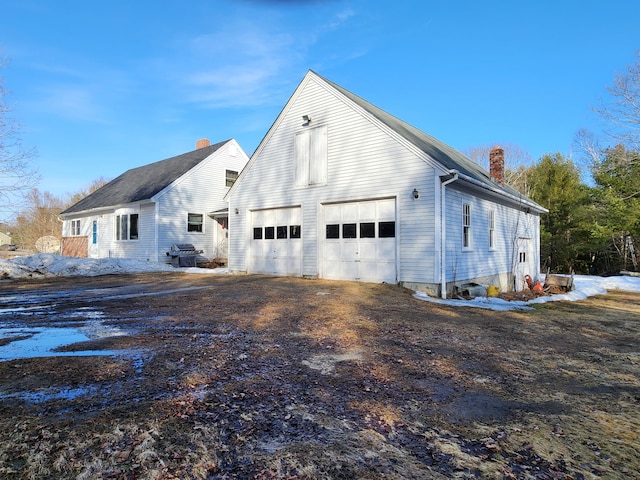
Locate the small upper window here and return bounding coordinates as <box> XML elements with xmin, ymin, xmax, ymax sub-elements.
<box><xmin>71</xmin><ymin>219</ymin><xmax>81</xmax><ymax>236</ymax></box>
<box><xmin>188</xmin><ymin>213</ymin><xmax>204</xmax><ymax>233</ymax></box>
<box><xmin>226</xmin><ymin>170</ymin><xmax>239</xmax><ymax>187</ymax></box>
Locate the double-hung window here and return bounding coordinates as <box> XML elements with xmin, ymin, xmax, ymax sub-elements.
<box><xmin>71</xmin><ymin>219</ymin><xmax>81</xmax><ymax>236</ymax></box>
<box><xmin>116</xmin><ymin>214</ymin><xmax>139</xmax><ymax>240</ymax></box>
<box><xmin>187</xmin><ymin>213</ymin><xmax>204</xmax><ymax>233</ymax></box>
<box><xmin>225</xmin><ymin>169</ymin><xmax>238</xmax><ymax>187</ymax></box>
<box><xmin>462</xmin><ymin>204</ymin><xmax>471</xmax><ymax>249</ymax></box>
<box><xmin>294</xmin><ymin>125</ymin><xmax>327</xmax><ymax>187</ymax></box>
<box><xmin>488</xmin><ymin>210</ymin><xmax>495</xmax><ymax>249</ymax></box>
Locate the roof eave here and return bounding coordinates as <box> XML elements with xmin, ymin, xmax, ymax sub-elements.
<box><xmin>444</xmin><ymin>170</ymin><xmax>548</xmax><ymax>214</ymax></box>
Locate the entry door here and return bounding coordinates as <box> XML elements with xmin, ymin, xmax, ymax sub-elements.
<box><xmin>321</xmin><ymin>199</ymin><xmax>396</xmax><ymax>283</ymax></box>
<box><xmin>249</xmin><ymin>207</ymin><xmax>302</xmax><ymax>276</ymax></box>
<box><xmin>514</xmin><ymin>237</ymin><xmax>533</xmax><ymax>291</ymax></box>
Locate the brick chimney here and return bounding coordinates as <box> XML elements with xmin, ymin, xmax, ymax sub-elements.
<box><xmin>489</xmin><ymin>146</ymin><xmax>505</xmax><ymax>185</ymax></box>
<box><xmin>196</xmin><ymin>138</ymin><xmax>211</xmax><ymax>149</ymax></box>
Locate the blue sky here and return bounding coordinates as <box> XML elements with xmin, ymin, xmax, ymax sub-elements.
<box><xmin>1</xmin><ymin>0</ymin><xmax>639</xmax><ymax>203</ymax></box>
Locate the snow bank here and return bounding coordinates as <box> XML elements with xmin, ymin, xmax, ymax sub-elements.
<box><xmin>0</xmin><ymin>253</ymin><xmax>227</xmax><ymax>280</ymax></box>
<box><xmin>414</xmin><ymin>274</ymin><xmax>640</xmax><ymax>311</ymax></box>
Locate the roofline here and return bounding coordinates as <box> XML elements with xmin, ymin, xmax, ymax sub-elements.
<box><xmin>224</xmin><ymin>72</ymin><xmax>313</xmax><ymax>202</ymax></box>
<box><xmin>59</xmin><ymin>199</ymin><xmax>155</xmax><ymax>218</ymax></box>
<box><xmin>444</xmin><ymin>169</ymin><xmax>548</xmax><ymax>213</ymax></box>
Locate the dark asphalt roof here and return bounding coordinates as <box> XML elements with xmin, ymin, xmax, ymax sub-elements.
<box><xmin>61</xmin><ymin>140</ymin><xmax>231</xmax><ymax>214</ymax></box>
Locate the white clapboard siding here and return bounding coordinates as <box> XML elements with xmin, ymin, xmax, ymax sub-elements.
<box><xmin>62</xmin><ymin>139</ymin><xmax>249</xmax><ymax>263</ymax></box>
<box><xmin>229</xmin><ymin>73</ymin><xmax>440</xmax><ymax>282</ymax></box>
<box><xmin>443</xmin><ymin>185</ymin><xmax>539</xmax><ymax>285</ymax></box>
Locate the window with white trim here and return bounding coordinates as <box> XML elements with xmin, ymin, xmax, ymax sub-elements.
<box><xmin>488</xmin><ymin>210</ymin><xmax>495</xmax><ymax>249</ymax></box>
<box><xmin>116</xmin><ymin>214</ymin><xmax>139</xmax><ymax>240</ymax></box>
<box><xmin>225</xmin><ymin>169</ymin><xmax>238</xmax><ymax>187</ymax></box>
<box><xmin>187</xmin><ymin>213</ymin><xmax>204</xmax><ymax>233</ymax></box>
<box><xmin>294</xmin><ymin>125</ymin><xmax>327</xmax><ymax>187</ymax></box>
<box><xmin>463</xmin><ymin>204</ymin><xmax>471</xmax><ymax>249</ymax></box>
<box><xmin>71</xmin><ymin>219</ymin><xmax>81</xmax><ymax>236</ymax></box>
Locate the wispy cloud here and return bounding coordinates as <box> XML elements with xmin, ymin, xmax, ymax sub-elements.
<box><xmin>170</xmin><ymin>7</ymin><xmax>361</xmax><ymax>109</ymax></box>
<box><xmin>32</xmin><ymin>84</ymin><xmax>109</xmax><ymax>123</ymax></box>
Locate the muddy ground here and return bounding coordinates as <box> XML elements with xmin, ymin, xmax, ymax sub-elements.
<box><xmin>0</xmin><ymin>273</ymin><xmax>638</xmax><ymax>479</ymax></box>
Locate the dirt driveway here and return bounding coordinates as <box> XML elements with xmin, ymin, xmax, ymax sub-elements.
<box><xmin>0</xmin><ymin>273</ymin><xmax>639</xmax><ymax>479</ymax></box>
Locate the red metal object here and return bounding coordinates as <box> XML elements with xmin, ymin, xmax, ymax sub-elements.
<box><xmin>524</xmin><ymin>274</ymin><xmax>544</xmax><ymax>292</ymax></box>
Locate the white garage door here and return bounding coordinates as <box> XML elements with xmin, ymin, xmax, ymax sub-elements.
<box><xmin>322</xmin><ymin>198</ymin><xmax>396</xmax><ymax>283</ymax></box>
<box><xmin>249</xmin><ymin>207</ymin><xmax>302</xmax><ymax>276</ymax></box>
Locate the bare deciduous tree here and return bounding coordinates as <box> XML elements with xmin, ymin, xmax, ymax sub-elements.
<box><xmin>12</xmin><ymin>188</ymin><xmax>65</xmax><ymax>251</ymax></box>
<box><xmin>65</xmin><ymin>176</ymin><xmax>109</xmax><ymax>207</ymax></box>
<box><xmin>0</xmin><ymin>60</ymin><xmax>39</xmax><ymax>221</ymax></box>
<box><xmin>594</xmin><ymin>51</ymin><xmax>640</xmax><ymax>151</ymax></box>
<box><xmin>462</xmin><ymin>143</ymin><xmax>533</xmax><ymax>194</ymax></box>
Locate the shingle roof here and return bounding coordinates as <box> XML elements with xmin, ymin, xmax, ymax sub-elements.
<box><xmin>61</xmin><ymin>140</ymin><xmax>231</xmax><ymax>215</ymax></box>
<box><xmin>314</xmin><ymin>71</ymin><xmax>537</xmax><ymax>205</ymax></box>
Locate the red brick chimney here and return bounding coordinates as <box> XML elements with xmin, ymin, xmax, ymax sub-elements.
<box><xmin>489</xmin><ymin>146</ymin><xmax>505</xmax><ymax>185</ymax></box>
<box><xmin>196</xmin><ymin>138</ymin><xmax>211</xmax><ymax>149</ymax></box>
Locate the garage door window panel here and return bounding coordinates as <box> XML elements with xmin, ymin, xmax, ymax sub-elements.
<box><xmin>253</xmin><ymin>227</ymin><xmax>263</xmax><ymax>240</ymax></box>
<box><xmin>378</xmin><ymin>221</ymin><xmax>396</xmax><ymax>238</ymax></box>
<box><xmin>277</xmin><ymin>226</ymin><xmax>288</xmax><ymax>239</ymax></box>
<box><xmin>290</xmin><ymin>225</ymin><xmax>301</xmax><ymax>239</ymax></box>
<box><xmin>343</xmin><ymin>223</ymin><xmax>357</xmax><ymax>239</ymax></box>
<box><xmin>326</xmin><ymin>224</ymin><xmax>340</xmax><ymax>239</ymax></box>
<box><xmin>265</xmin><ymin>227</ymin><xmax>275</xmax><ymax>239</ymax></box>
<box><xmin>360</xmin><ymin>222</ymin><xmax>375</xmax><ymax>238</ymax></box>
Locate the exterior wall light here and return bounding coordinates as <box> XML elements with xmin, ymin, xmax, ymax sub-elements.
<box><xmin>302</xmin><ymin>114</ymin><xmax>312</xmax><ymax>124</ymax></box>
<box><xmin>235</xmin><ymin>208</ymin><xmax>239</xmax><ymax>214</ymax></box>
<box><xmin>413</xmin><ymin>188</ymin><xmax>419</xmax><ymax>199</ymax></box>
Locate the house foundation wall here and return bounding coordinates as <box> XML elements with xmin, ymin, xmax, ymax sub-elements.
<box><xmin>402</xmin><ymin>271</ymin><xmax>517</xmax><ymax>298</ymax></box>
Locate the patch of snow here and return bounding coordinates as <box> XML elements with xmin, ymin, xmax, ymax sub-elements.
<box><xmin>414</xmin><ymin>274</ymin><xmax>640</xmax><ymax>311</ymax></box>
<box><xmin>0</xmin><ymin>253</ymin><xmax>228</xmax><ymax>280</ymax></box>
<box><xmin>2</xmin><ymin>254</ymin><xmax>639</xmax><ymax>312</ymax></box>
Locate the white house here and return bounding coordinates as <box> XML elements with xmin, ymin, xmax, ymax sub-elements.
<box><xmin>225</xmin><ymin>71</ymin><xmax>547</xmax><ymax>297</ymax></box>
<box><xmin>60</xmin><ymin>138</ymin><xmax>249</xmax><ymax>263</ymax></box>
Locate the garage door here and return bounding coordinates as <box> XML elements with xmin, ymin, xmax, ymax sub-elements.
<box><xmin>322</xmin><ymin>199</ymin><xmax>396</xmax><ymax>283</ymax></box>
<box><xmin>249</xmin><ymin>207</ymin><xmax>302</xmax><ymax>276</ymax></box>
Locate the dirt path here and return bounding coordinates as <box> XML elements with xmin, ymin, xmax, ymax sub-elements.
<box><xmin>0</xmin><ymin>273</ymin><xmax>638</xmax><ymax>479</ymax></box>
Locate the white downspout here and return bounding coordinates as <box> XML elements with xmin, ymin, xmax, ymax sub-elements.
<box><xmin>440</xmin><ymin>171</ymin><xmax>459</xmax><ymax>299</ymax></box>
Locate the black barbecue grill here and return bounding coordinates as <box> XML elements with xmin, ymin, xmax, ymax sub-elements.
<box><xmin>167</xmin><ymin>243</ymin><xmax>203</xmax><ymax>267</ymax></box>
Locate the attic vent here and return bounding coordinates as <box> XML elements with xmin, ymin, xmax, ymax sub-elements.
<box><xmin>196</xmin><ymin>138</ymin><xmax>211</xmax><ymax>149</ymax></box>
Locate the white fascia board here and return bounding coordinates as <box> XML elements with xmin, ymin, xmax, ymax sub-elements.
<box><xmin>448</xmin><ymin>170</ymin><xmax>548</xmax><ymax>214</ymax></box>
